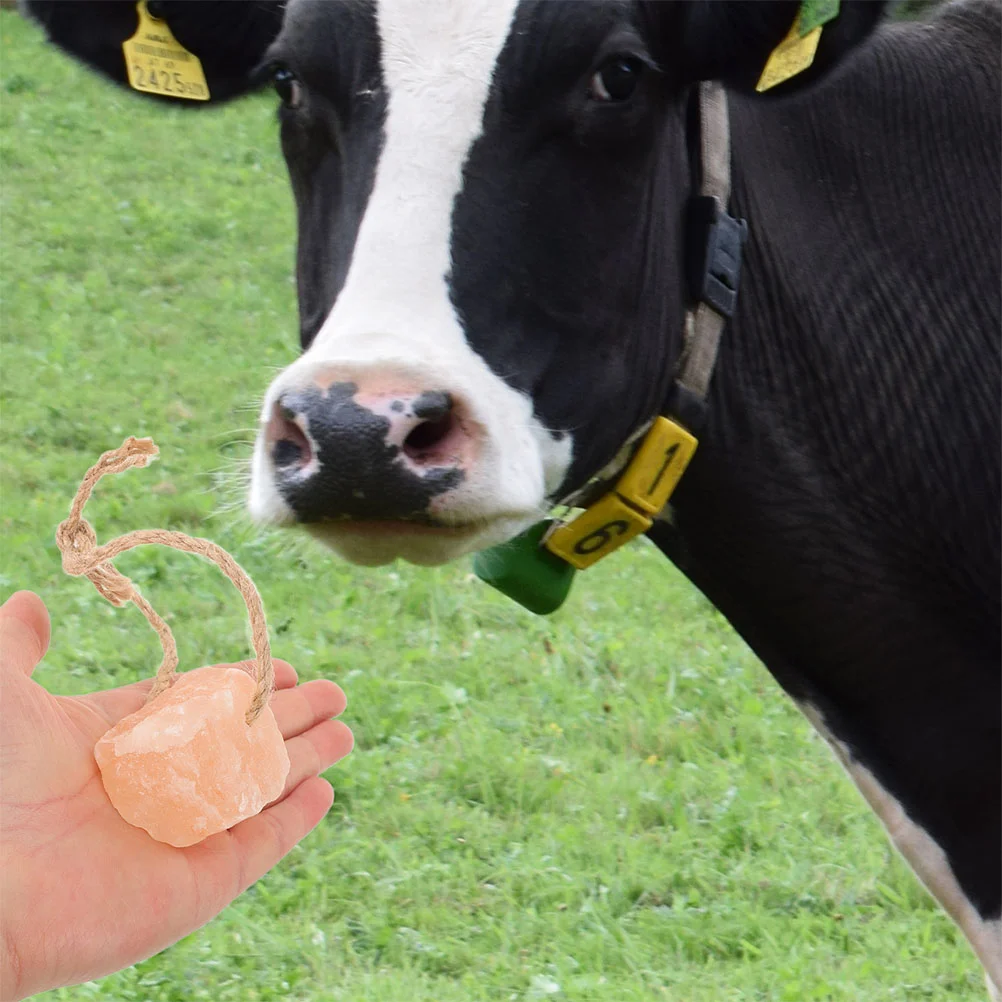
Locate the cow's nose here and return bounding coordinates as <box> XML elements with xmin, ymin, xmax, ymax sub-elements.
<box><xmin>265</xmin><ymin>381</ymin><xmax>470</xmax><ymax>522</ymax></box>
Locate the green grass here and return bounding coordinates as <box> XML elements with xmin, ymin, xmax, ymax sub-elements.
<box><xmin>0</xmin><ymin>11</ymin><xmax>983</xmax><ymax>1000</ymax></box>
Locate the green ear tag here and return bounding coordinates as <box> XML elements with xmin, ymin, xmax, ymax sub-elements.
<box><xmin>799</xmin><ymin>0</ymin><xmax>840</xmax><ymax>35</ymax></box>
<box><xmin>473</xmin><ymin>520</ymin><xmax>576</xmax><ymax>615</ymax></box>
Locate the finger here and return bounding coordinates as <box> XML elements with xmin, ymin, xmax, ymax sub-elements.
<box><xmin>272</xmin><ymin>659</ymin><xmax>297</xmax><ymax>689</ymax></box>
<box><xmin>227</xmin><ymin>776</ymin><xmax>335</xmax><ymax>893</ymax></box>
<box><xmin>270</xmin><ymin>679</ymin><xmax>347</xmax><ymax>740</ymax></box>
<box><xmin>218</xmin><ymin>658</ymin><xmax>298</xmax><ymax>690</ymax></box>
<box><xmin>272</xmin><ymin>719</ymin><xmax>354</xmax><ymax>805</ymax></box>
<box><xmin>0</xmin><ymin>591</ymin><xmax>51</xmax><ymax>676</ymax></box>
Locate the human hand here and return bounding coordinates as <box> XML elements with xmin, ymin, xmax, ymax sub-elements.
<box><xmin>0</xmin><ymin>591</ymin><xmax>353</xmax><ymax>1001</ymax></box>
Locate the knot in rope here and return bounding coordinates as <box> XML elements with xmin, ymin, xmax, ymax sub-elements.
<box><xmin>55</xmin><ymin>516</ymin><xmax>97</xmax><ymax>573</ymax></box>
<box><xmin>55</xmin><ymin>517</ymin><xmax>135</xmax><ymax>607</ymax></box>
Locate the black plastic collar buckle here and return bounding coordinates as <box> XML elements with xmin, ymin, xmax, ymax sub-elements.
<box><xmin>686</xmin><ymin>195</ymin><xmax>749</xmax><ymax>319</ymax></box>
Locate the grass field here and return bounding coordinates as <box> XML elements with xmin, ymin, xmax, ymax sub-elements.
<box><xmin>0</xmin><ymin>11</ymin><xmax>983</xmax><ymax>1001</ymax></box>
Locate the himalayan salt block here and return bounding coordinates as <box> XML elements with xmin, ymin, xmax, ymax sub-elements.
<box><xmin>95</xmin><ymin>665</ymin><xmax>290</xmax><ymax>847</ymax></box>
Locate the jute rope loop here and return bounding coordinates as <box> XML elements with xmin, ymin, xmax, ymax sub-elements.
<box><xmin>55</xmin><ymin>437</ymin><xmax>274</xmax><ymax>724</ymax></box>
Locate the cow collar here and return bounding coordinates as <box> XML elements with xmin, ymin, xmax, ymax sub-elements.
<box><xmin>475</xmin><ymin>81</ymin><xmax>748</xmax><ymax>614</ymax></box>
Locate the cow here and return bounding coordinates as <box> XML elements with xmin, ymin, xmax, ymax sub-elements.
<box><xmin>24</xmin><ymin>0</ymin><xmax>1002</xmax><ymax>991</ymax></box>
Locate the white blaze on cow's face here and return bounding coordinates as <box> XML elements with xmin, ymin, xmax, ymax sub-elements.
<box><xmin>249</xmin><ymin>0</ymin><xmax>572</xmax><ymax>566</ymax></box>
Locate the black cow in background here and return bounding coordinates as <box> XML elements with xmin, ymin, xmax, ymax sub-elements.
<box><xmin>24</xmin><ymin>0</ymin><xmax>1001</xmax><ymax>991</ymax></box>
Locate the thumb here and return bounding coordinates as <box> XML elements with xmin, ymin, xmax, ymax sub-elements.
<box><xmin>0</xmin><ymin>591</ymin><xmax>51</xmax><ymax>676</ymax></box>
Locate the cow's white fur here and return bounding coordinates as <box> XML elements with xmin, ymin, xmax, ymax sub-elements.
<box><xmin>249</xmin><ymin>0</ymin><xmax>572</xmax><ymax>564</ymax></box>
<box><xmin>800</xmin><ymin>702</ymin><xmax>1002</xmax><ymax>992</ymax></box>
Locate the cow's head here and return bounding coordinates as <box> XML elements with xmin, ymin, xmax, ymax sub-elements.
<box><xmin>28</xmin><ymin>0</ymin><xmax>883</xmax><ymax>566</ymax></box>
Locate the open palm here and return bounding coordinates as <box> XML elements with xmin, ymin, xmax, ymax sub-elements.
<box><xmin>0</xmin><ymin>591</ymin><xmax>353</xmax><ymax>1002</ymax></box>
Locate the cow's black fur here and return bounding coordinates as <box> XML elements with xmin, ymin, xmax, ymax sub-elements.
<box><xmin>655</xmin><ymin>1</ymin><xmax>1001</xmax><ymax>917</ymax></box>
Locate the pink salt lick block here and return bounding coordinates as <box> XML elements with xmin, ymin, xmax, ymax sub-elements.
<box><xmin>95</xmin><ymin>665</ymin><xmax>290</xmax><ymax>847</ymax></box>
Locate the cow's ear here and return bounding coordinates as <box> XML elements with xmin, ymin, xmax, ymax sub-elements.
<box><xmin>23</xmin><ymin>1</ymin><xmax>285</xmax><ymax>104</ymax></box>
<box><xmin>671</xmin><ymin>1</ymin><xmax>886</xmax><ymax>95</ymax></box>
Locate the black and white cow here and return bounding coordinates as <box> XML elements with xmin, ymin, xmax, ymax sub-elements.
<box><xmin>25</xmin><ymin>0</ymin><xmax>1001</xmax><ymax>990</ymax></box>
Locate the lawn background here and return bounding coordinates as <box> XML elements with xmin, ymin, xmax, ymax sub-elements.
<box><xmin>0</xmin><ymin>9</ymin><xmax>982</xmax><ymax>1001</ymax></box>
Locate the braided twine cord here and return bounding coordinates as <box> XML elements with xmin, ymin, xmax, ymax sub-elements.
<box><xmin>54</xmin><ymin>437</ymin><xmax>274</xmax><ymax>724</ymax></box>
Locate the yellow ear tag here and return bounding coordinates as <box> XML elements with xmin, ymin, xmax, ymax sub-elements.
<box><xmin>755</xmin><ymin>15</ymin><xmax>823</xmax><ymax>93</ymax></box>
<box><xmin>122</xmin><ymin>1</ymin><xmax>209</xmax><ymax>101</ymax></box>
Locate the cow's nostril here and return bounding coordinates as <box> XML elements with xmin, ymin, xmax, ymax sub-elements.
<box><xmin>269</xmin><ymin>402</ymin><xmax>314</xmax><ymax>472</ymax></box>
<box><xmin>402</xmin><ymin>392</ymin><xmax>458</xmax><ymax>462</ymax></box>
<box><xmin>404</xmin><ymin>413</ymin><xmax>455</xmax><ymax>456</ymax></box>
<box><xmin>273</xmin><ymin>435</ymin><xmax>308</xmax><ymax>469</ymax></box>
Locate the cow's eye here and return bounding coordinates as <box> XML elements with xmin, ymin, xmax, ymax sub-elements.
<box><xmin>273</xmin><ymin>67</ymin><xmax>302</xmax><ymax>109</ymax></box>
<box><xmin>589</xmin><ymin>57</ymin><xmax>643</xmax><ymax>102</ymax></box>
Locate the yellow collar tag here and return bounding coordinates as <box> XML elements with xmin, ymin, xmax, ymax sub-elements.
<box><xmin>122</xmin><ymin>1</ymin><xmax>210</xmax><ymax>101</ymax></box>
<box><xmin>544</xmin><ymin>416</ymin><xmax>698</xmax><ymax>570</ymax></box>
<box><xmin>755</xmin><ymin>14</ymin><xmax>823</xmax><ymax>93</ymax></box>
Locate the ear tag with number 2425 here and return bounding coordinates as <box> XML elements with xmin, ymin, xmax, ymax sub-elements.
<box><xmin>122</xmin><ymin>1</ymin><xmax>209</xmax><ymax>101</ymax></box>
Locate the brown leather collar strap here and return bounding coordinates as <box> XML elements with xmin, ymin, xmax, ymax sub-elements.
<box><xmin>676</xmin><ymin>81</ymin><xmax>733</xmax><ymax>402</ymax></box>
